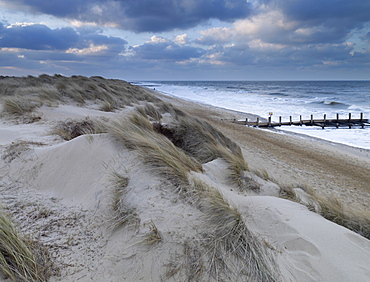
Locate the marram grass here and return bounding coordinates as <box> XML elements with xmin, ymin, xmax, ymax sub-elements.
<box><xmin>280</xmin><ymin>185</ymin><xmax>370</xmax><ymax>239</ymax></box>
<box><xmin>109</xmin><ymin>171</ymin><xmax>139</xmax><ymax>231</ymax></box>
<box><xmin>0</xmin><ymin>212</ymin><xmax>52</xmax><ymax>281</ymax></box>
<box><xmin>108</xmin><ymin>113</ymin><xmax>203</xmax><ymax>188</ymax></box>
<box><xmin>198</xmin><ymin>186</ymin><xmax>277</xmax><ymax>281</ymax></box>
<box><xmin>165</xmin><ymin>178</ymin><xmax>278</xmax><ymax>281</ymax></box>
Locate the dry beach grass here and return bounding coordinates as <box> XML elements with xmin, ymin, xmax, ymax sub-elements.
<box><xmin>0</xmin><ymin>75</ymin><xmax>369</xmax><ymax>281</ymax></box>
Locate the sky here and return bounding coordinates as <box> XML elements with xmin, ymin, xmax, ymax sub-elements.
<box><xmin>0</xmin><ymin>0</ymin><xmax>369</xmax><ymax>80</ymax></box>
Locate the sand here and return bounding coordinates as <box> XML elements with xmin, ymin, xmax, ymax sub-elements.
<box><xmin>0</xmin><ymin>85</ymin><xmax>369</xmax><ymax>281</ymax></box>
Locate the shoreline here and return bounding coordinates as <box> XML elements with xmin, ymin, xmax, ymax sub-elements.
<box><xmin>149</xmin><ymin>85</ymin><xmax>370</xmax><ymax>150</ymax></box>
<box><xmin>150</xmin><ymin>88</ymin><xmax>370</xmax><ymax>211</ymax></box>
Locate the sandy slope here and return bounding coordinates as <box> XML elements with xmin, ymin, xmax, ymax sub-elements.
<box><xmin>0</xmin><ymin>89</ymin><xmax>370</xmax><ymax>281</ymax></box>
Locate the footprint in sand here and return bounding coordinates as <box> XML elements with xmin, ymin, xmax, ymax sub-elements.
<box><xmin>283</xmin><ymin>237</ymin><xmax>321</xmax><ymax>257</ymax></box>
<box><xmin>344</xmin><ymin>232</ymin><xmax>370</xmax><ymax>251</ymax></box>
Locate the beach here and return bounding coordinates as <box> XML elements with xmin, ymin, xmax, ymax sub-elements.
<box><xmin>0</xmin><ymin>76</ymin><xmax>369</xmax><ymax>281</ymax></box>
<box><xmin>154</xmin><ymin>90</ymin><xmax>370</xmax><ymax>210</ymax></box>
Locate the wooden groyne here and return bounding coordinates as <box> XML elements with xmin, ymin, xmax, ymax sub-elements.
<box><xmin>233</xmin><ymin>113</ymin><xmax>370</xmax><ymax>129</ymax></box>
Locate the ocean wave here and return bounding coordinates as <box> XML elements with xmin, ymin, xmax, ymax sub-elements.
<box><xmin>312</xmin><ymin>100</ymin><xmax>349</xmax><ymax>108</ymax></box>
<box><xmin>268</xmin><ymin>92</ymin><xmax>290</xmax><ymax>97</ymax></box>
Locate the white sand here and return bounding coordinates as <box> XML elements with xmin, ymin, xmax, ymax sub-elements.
<box><xmin>1</xmin><ymin>97</ymin><xmax>369</xmax><ymax>281</ymax></box>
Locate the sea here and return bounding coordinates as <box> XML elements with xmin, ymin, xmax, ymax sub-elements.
<box><xmin>135</xmin><ymin>81</ymin><xmax>370</xmax><ymax>150</ymax></box>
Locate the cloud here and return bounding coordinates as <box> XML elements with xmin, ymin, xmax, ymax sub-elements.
<box><xmin>0</xmin><ymin>0</ymin><xmax>369</xmax><ymax>79</ymax></box>
<box><xmin>0</xmin><ymin>22</ymin><xmax>127</xmax><ymax>55</ymax></box>
<box><xmin>5</xmin><ymin>0</ymin><xmax>252</xmax><ymax>32</ymax></box>
<box><xmin>132</xmin><ymin>35</ymin><xmax>205</xmax><ymax>61</ymax></box>
<box><xmin>268</xmin><ymin>0</ymin><xmax>370</xmax><ymax>43</ymax></box>
<box><xmin>0</xmin><ymin>21</ymin><xmax>128</xmax><ymax>76</ymax></box>
<box><xmin>0</xmin><ymin>22</ymin><xmax>79</xmax><ymax>50</ymax></box>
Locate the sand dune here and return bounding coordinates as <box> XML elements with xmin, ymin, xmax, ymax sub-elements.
<box><xmin>0</xmin><ymin>76</ymin><xmax>369</xmax><ymax>281</ymax></box>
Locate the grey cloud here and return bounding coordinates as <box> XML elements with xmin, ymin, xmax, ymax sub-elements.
<box><xmin>6</xmin><ymin>0</ymin><xmax>252</xmax><ymax>32</ymax></box>
<box><xmin>0</xmin><ymin>23</ymin><xmax>79</xmax><ymax>50</ymax></box>
<box><xmin>275</xmin><ymin>0</ymin><xmax>370</xmax><ymax>43</ymax></box>
<box><xmin>0</xmin><ymin>22</ymin><xmax>127</xmax><ymax>55</ymax></box>
<box><xmin>133</xmin><ymin>40</ymin><xmax>206</xmax><ymax>61</ymax></box>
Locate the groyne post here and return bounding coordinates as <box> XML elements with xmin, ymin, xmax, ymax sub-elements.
<box><xmin>349</xmin><ymin>113</ymin><xmax>352</xmax><ymax>129</ymax></box>
<box><xmin>289</xmin><ymin>116</ymin><xmax>292</xmax><ymax>125</ymax></box>
<box><xmin>310</xmin><ymin>114</ymin><xmax>313</xmax><ymax>125</ymax></box>
<box><xmin>279</xmin><ymin>116</ymin><xmax>282</xmax><ymax>126</ymax></box>
<box><xmin>300</xmin><ymin>115</ymin><xmax>303</xmax><ymax>126</ymax></box>
<box><xmin>336</xmin><ymin>113</ymin><xmax>339</xmax><ymax>128</ymax></box>
<box><xmin>256</xmin><ymin>117</ymin><xmax>259</xmax><ymax>127</ymax></box>
<box><xmin>322</xmin><ymin>114</ymin><xmax>326</xmax><ymax>129</ymax></box>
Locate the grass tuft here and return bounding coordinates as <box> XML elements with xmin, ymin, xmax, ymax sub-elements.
<box><xmin>109</xmin><ymin>171</ymin><xmax>139</xmax><ymax>231</ymax></box>
<box><xmin>0</xmin><ymin>212</ymin><xmax>53</xmax><ymax>281</ymax></box>
<box><xmin>199</xmin><ymin>187</ymin><xmax>277</xmax><ymax>281</ymax></box>
<box><xmin>141</xmin><ymin>220</ymin><xmax>161</xmax><ymax>246</ymax></box>
<box><xmin>51</xmin><ymin>117</ymin><xmax>106</xmax><ymax>141</ymax></box>
<box><xmin>280</xmin><ymin>185</ymin><xmax>370</xmax><ymax>239</ymax></box>
<box><xmin>152</xmin><ymin>107</ymin><xmax>250</xmax><ymax>190</ymax></box>
<box><xmin>164</xmin><ymin>241</ymin><xmax>204</xmax><ymax>281</ymax></box>
<box><xmin>108</xmin><ymin>113</ymin><xmax>203</xmax><ymax>188</ymax></box>
<box><xmin>3</xmin><ymin>97</ymin><xmax>41</xmax><ymax>115</ymax></box>
<box><xmin>1</xmin><ymin>140</ymin><xmax>45</xmax><ymax>163</ymax></box>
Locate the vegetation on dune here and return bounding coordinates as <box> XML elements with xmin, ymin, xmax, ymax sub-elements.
<box><xmin>280</xmin><ymin>185</ymin><xmax>370</xmax><ymax>239</ymax></box>
<box><xmin>108</xmin><ymin>113</ymin><xmax>203</xmax><ymax>189</ymax></box>
<box><xmin>1</xmin><ymin>140</ymin><xmax>45</xmax><ymax>163</ymax></box>
<box><xmin>136</xmin><ymin>103</ymin><xmax>162</xmax><ymax>121</ymax></box>
<box><xmin>109</xmin><ymin>171</ymin><xmax>139</xmax><ymax>231</ymax></box>
<box><xmin>3</xmin><ymin>96</ymin><xmax>42</xmax><ymax>115</ymax></box>
<box><xmin>107</xmin><ymin>109</ymin><xmax>277</xmax><ymax>280</ymax></box>
<box><xmin>199</xmin><ymin>188</ymin><xmax>277</xmax><ymax>281</ymax></box>
<box><xmin>0</xmin><ymin>74</ymin><xmax>160</xmax><ymax>116</ymax></box>
<box><xmin>0</xmin><ymin>212</ymin><xmax>53</xmax><ymax>281</ymax></box>
<box><xmin>51</xmin><ymin>117</ymin><xmax>106</xmax><ymax>141</ymax></box>
<box><xmin>151</xmin><ymin>103</ymin><xmax>252</xmax><ymax>190</ymax></box>
<box><xmin>165</xmin><ymin>178</ymin><xmax>278</xmax><ymax>281</ymax></box>
<box><xmin>140</xmin><ymin>220</ymin><xmax>162</xmax><ymax>246</ymax></box>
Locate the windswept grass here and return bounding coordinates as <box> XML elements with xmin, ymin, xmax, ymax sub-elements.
<box><xmin>315</xmin><ymin>193</ymin><xmax>370</xmax><ymax>239</ymax></box>
<box><xmin>109</xmin><ymin>171</ymin><xmax>139</xmax><ymax>231</ymax></box>
<box><xmin>152</xmin><ymin>108</ymin><xmax>250</xmax><ymax>190</ymax></box>
<box><xmin>1</xmin><ymin>140</ymin><xmax>45</xmax><ymax>163</ymax></box>
<box><xmin>280</xmin><ymin>185</ymin><xmax>370</xmax><ymax>239</ymax></box>
<box><xmin>165</xmin><ymin>178</ymin><xmax>278</xmax><ymax>281</ymax></box>
<box><xmin>108</xmin><ymin>113</ymin><xmax>203</xmax><ymax>188</ymax></box>
<box><xmin>0</xmin><ymin>212</ymin><xmax>53</xmax><ymax>281</ymax></box>
<box><xmin>164</xmin><ymin>241</ymin><xmax>204</xmax><ymax>281</ymax></box>
<box><xmin>215</xmin><ymin>145</ymin><xmax>250</xmax><ymax>189</ymax></box>
<box><xmin>51</xmin><ymin>117</ymin><xmax>106</xmax><ymax>140</ymax></box>
<box><xmin>140</xmin><ymin>220</ymin><xmax>161</xmax><ymax>246</ymax></box>
<box><xmin>197</xmin><ymin>185</ymin><xmax>277</xmax><ymax>281</ymax></box>
<box><xmin>3</xmin><ymin>97</ymin><xmax>41</xmax><ymax>115</ymax></box>
<box><xmin>0</xmin><ymin>74</ymin><xmax>161</xmax><ymax>117</ymax></box>
<box><xmin>136</xmin><ymin>103</ymin><xmax>162</xmax><ymax>121</ymax></box>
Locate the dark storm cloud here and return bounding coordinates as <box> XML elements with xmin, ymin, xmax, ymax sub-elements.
<box><xmin>6</xmin><ymin>0</ymin><xmax>252</xmax><ymax>32</ymax></box>
<box><xmin>0</xmin><ymin>22</ymin><xmax>79</xmax><ymax>50</ymax></box>
<box><xmin>275</xmin><ymin>0</ymin><xmax>370</xmax><ymax>42</ymax></box>
<box><xmin>0</xmin><ymin>22</ymin><xmax>127</xmax><ymax>53</ymax></box>
<box><xmin>279</xmin><ymin>0</ymin><xmax>370</xmax><ymax>24</ymax></box>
